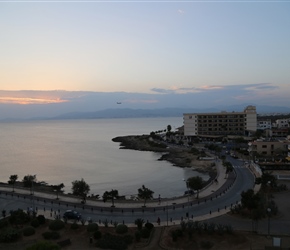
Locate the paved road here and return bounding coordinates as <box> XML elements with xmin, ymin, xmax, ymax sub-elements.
<box><xmin>0</xmin><ymin>156</ymin><xmax>257</xmax><ymax>227</ymax></box>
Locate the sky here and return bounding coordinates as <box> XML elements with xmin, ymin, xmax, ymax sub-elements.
<box><xmin>0</xmin><ymin>0</ymin><xmax>290</xmax><ymax>115</ymax></box>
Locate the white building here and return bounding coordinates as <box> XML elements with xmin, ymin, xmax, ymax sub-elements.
<box><xmin>274</xmin><ymin>118</ymin><xmax>290</xmax><ymax>129</ymax></box>
<box><xmin>257</xmin><ymin>120</ymin><xmax>272</xmax><ymax>130</ymax></box>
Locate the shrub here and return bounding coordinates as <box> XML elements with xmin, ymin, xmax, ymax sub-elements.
<box><xmin>0</xmin><ymin>219</ymin><xmax>9</xmax><ymax>229</ymax></box>
<box><xmin>180</xmin><ymin>221</ymin><xmax>187</xmax><ymax>231</ymax></box>
<box><xmin>49</xmin><ymin>220</ymin><xmax>65</xmax><ymax>231</ymax></box>
<box><xmin>123</xmin><ymin>235</ymin><xmax>133</xmax><ymax>245</ymax></box>
<box><xmin>144</xmin><ymin>222</ymin><xmax>154</xmax><ymax>231</ymax></box>
<box><xmin>216</xmin><ymin>224</ymin><xmax>224</xmax><ymax>235</ymax></box>
<box><xmin>171</xmin><ymin>230</ymin><xmax>178</xmax><ymax>242</ymax></box>
<box><xmin>23</xmin><ymin>226</ymin><xmax>36</xmax><ymax>237</ymax></box>
<box><xmin>200</xmin><ymin>240</ymin><xmax>214</xmax><ymax>249</ymax></box>
<box><xmin>141</xmin><ymin>227</ymin><xmax>150</xmax><ymax>238</ymax></box>
<box><xmin>225</xmin><ymin>224</ymin><xmax>233</xmax><ymax>234</ymax></box>
<box><xmin>9</xmin><ymin>209</ymin><xmax>30</xmax><ymax>225</ymax></box>
<box><xmin>96</xmin><ymin>233</ymin><xmax>130</xmax><ymax>250</ymax></box>
<box><xmin>37</xmin><ymin>215</ymin><xmax>46</xmax><ymax>225</ymax></box>
<box><xmin>0</xmin><ymin>227</ymin><xmax>20</xmax><ymax>243</ymax></box>
<box><xmin>71</xmin><ymin>222</ymin><xmax>79</xmax><ymax>230</ymax></box>
<box><xmin>26</xmin><ymin>241</ymin><xmax>61</xmax><ymax>250</ymax></box>
<box><xmin>115</xmin><ymin>224</ymin><xmax>128</xmax><ymax>234</ymax></box>
<box><xmin>93</xmin><ymin>230</ymin><xmax>102</xmax><ymax>240</ymax></box>
<box><xmin>42</xmin><ymin>231</ymin><xmax>60</xmax><ymax>240</ymax></box>
<box><xmin>175</xmin><ymin>229</ymin><xmax>183</xmax><ymax>237</ymax></box>
<box><xmin>31</xmin><ymin>219</ymin><xmax>40</xmax><ymax>228</ymax></box>
<box><xmin>116</xmin><ymin>224</ymin><xmax>128</xmax><ymax>234</ymax></box>
<box><xmin>135</xmin><ymin>231</ymin><xmax>141</xmax><ymax>242</ymax></box>
<box><xmin>87</xmin><ymin>223</ymin><xmax>99</xmax><ymax>233</ymax></box>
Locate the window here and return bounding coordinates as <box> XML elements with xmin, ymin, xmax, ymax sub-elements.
<box><xmin>262</xmin><ymin>145</ymin><xmax>267</xmax><ymax>148</ymax></box>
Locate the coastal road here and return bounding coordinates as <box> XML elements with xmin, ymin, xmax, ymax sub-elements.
<box><xmin>0</xmin><ymin>156</ymin><xmax>255</xmax><ymax>226</ymax></box>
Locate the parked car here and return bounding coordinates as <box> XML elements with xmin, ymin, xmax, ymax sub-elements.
<box><xmin>63</xmin><ymin>210</ymin><xmax>81</xmax><ymax>220</ymax></box>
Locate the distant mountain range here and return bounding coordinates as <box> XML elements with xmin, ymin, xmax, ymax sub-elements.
<box><xmin>51</xmin><ymin>105</ymin><xmax>290</xmax><ymax>120</ymax></box>
<box><xmin>1</xmin><ymin>105</ymin><xmax>290</xmax><ymax>122</ymax></box>
<box><xmin>1</xmin><ymin>90</ymin><xmax>290</xmax><ymax>121</ymax></box>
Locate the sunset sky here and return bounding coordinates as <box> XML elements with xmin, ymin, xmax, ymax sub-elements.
<box><xmin>1</xmin><ymin>0</ymin><xmax>290</xmax><ymax>109</ymax></box>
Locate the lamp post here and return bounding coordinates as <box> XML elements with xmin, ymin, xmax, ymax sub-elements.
<box><xmin>183</xmin><ymin>179</ymin><xmax>190</xmax><ymax>219</ymax></box>
<box><xmin>166</xmin><ymin>201</ymin><xmax>168</xmax><ymax>227</ymax></box>
<box><xmin>267</xmin><ymin>207</ymin><xmax>271</xmax><ymax>237</ymax></box>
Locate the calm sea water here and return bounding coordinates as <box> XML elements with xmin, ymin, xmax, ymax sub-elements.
<box><xmin>0</xmin><ymin>117</ymin><xmax>209</xmax><ymax>198</ymax></box>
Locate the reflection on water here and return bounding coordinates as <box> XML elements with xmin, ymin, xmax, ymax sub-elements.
<box><xmin>0</xmin><ymin>118</ymin><xmax>209</xmax><ymax>198</ymax></box>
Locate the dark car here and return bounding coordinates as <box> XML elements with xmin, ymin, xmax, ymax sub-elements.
<box><xmin>63</xmin><ymin>210</ymin><xmax>81</xmax><ymax>220</ymax></box>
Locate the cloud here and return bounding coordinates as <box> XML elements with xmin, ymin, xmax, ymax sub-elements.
<box><xmin>124</xmin><ymin>99</ymin><xmax>159</xmax><ymax>104</ymax></box>
<box><xmin>243</xmin><ymin>83</ymin><xmax>279</xmax><ymax>91</ymax></box>
<box><xmin>151</xmin><ymin>83</ymin><xmax>279</xmax><ymax>95</ymax></box>
<box><xmin>151</xmin><ymin>88</ymin><xmax>174</xmax><ymax>94</ymax></box>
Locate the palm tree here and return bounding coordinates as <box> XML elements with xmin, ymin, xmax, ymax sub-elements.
<box><xmin>138</xmin><ymin>185</ymin><xmax>154</xmax><ymax>207</ymax></box>
<box><xmin>135</xmin><ymin>218</ymin><xmax>145</xmax><ymax>230</ymax></box>
<box><xmin>8</xmin><ymin>175</ymin><xmax>18</xmax><ymax>192</ymax></box>
<box><xmin>102</xmin><ymin>189</ymin><xmax>119</xmax><ymax>207</ymax></box>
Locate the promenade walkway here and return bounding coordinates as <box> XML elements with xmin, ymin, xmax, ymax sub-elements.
<box><xmin>0</xmin><ymin>158</ymin><xmax>237</xmax><ymax>224</ymax></box>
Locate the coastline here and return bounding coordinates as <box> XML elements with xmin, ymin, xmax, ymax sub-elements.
<box><xmin>112</xmin><ymin>135</ymin><xmax>217</xmax><ymax>183</ymax></box>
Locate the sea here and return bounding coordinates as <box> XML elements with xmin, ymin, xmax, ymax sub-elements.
<box><xmin>0</xmin><ymin>117</ymin><xmax>209</xmax><ymax>198</ymax></box>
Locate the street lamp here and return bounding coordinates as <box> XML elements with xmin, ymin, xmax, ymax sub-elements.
<box><xmin>267</xmin><ymin>207</ymin><xmax>271</xmax><ymax>237</ymax></box>
<box><xmin>166</xmin><ymin>201</ymin><xmax>168</xmax><ymax>227</ymax></box>
<box><xmin>183</xmin><ymin>178</ymin><xmax>190</xmax><ymax>219</ymax></box>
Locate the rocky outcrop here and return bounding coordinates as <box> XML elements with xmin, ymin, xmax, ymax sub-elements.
<box><xmin>112</xmin><ymin>135</ymin><xmax>215</xmax><ymax>173</ymax></box>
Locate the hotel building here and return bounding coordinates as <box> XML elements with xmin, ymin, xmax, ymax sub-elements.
<box><xmin>183</xmin><ymin>105</ymin><xmax>257</xmax><ymax>137</ymax></box>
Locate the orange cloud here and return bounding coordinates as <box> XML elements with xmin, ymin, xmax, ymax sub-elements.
<box><xmin>0</xmin><ymin>97</ymin><xmax>68</xmax><ymax>105</ymax></box>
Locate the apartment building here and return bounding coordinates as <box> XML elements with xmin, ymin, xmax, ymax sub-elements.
<box><xmin>257</xmin><ymin>120</ymin><xmax>272</xmax><ymax>130</ymax></box>
<box><xmin>273</xmin><ymin>118</ymin><xmax>290</xmax><ymax>129</ymax></box>
<box><xmin>248</xmin><ymin>138</ymin><xmax>290</xmax><ymax>157</ymax></box>
<box><xmin>183</xmin><ymin>105</ymin><xmax>257</xmax><ymax>137</ymax></box>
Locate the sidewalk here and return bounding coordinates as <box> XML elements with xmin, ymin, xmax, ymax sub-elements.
<box><xmin>0</xmin><ymin>159</ymin><xmax>227</xmax><ymax>210</ymax></box>
<box><xmin>0</xmin><ymin>160</ymin><xmax>234</xmax><ymax>225</ymax></box>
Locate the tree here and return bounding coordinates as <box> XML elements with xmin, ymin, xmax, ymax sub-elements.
<box><xmin>102</xmin><ymin>189</ymin><xmax>119</xmax><ymax>207</ymax></box>
<box><xmin>167</xmin><ymin>125</ymin><xmax>172</xmax><ymax>132</ymax></box>
<box><xmin>22</xmin><ymin>175</ymin><xmax>37</xmax><ymax>195</ymax></box>
<box><xmin>187</xmin><ymin>176</ymin><xmax>203</xmax><ymax>199</ymax></box>
<box><xmin>255</xmin><ymin>171</ymin><xmax>277</xmax><ymax>190</ymax></box>
<box><xmin>241</xmin><ymin>189</ymin><xmax>267</xmax><ymax>232</ymax></box>
<box><xmin>138</xmin><ymin>185</ymin><xmax>154</xmax><ymax>207</ymax></box>
<box><xmin>8</xmin><ymin>174</ymin><xmax>18</xmax><ymax>192</ymax></box>
<box><xmin>71</xmin><ymin>178</ymin><xmax>90</xmax><ymax>200</ymax></box>
<box><xmin>223</xmin><ymin>161</ymin><xmax>234</xmax><ymax>178</ymax></box>
<box><xmin>53</xmin><ymin>183</ymin><xmax>65</xmax><ymax>200</ymax></box>
<box><xmin>241</xmin><ymin>189</ymin><xmax>263</xmax><ymax>211</ymax></box>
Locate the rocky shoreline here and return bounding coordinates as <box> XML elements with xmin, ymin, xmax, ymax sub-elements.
<box><xmin>112</xmin><ymin>135</ymin><xmax>217</xmax><ymax>181</ymax></box>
